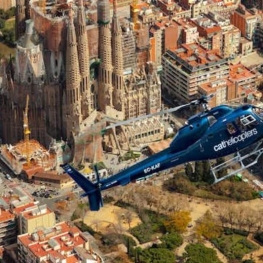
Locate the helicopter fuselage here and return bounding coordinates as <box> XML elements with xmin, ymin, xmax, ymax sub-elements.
<box><xmin>61</xmin><ymin>103</ymin><xmax>263</xmax><ymax>211</ymax></box>
<box><xmin>99</xmin><ymin>104</ymin><xmax>263</xmax><ymax>190</ymax></box>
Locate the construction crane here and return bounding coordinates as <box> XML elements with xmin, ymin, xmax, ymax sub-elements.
<box><xmin>23</xmin><ymin>94</ymin><xmax>31</xmax><ymax>165</ymax></box>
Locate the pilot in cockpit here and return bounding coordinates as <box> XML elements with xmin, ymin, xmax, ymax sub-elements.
<box><xmin>227</xmin><ymin>123</ymin><xmax>236</xmax><ymax>134</ymax></box>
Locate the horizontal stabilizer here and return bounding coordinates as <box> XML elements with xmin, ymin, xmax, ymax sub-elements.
<box><xmin>61</xmin><ymin>164</ymin><xmax>103</xmax><ymax>211</ymax></box>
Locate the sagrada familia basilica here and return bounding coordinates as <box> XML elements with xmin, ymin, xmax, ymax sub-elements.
<box><xmin>0</xmin><ymin>0</ymin><xmax>163</xmax><ymax>158</ymax></box>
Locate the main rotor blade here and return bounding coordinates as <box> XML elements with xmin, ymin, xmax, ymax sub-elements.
<box><xmin>103</xmin><ymin>102</ymin><xmax>191</xmax><ymax>131</ymax></box>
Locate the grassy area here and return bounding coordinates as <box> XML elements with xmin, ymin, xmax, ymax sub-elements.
<box><xmin>0</xmin><ymin>42</ymin><xmax>15</xmax><ymax>58</ymax></box>
<box><xmin>4</xmin><ymin>17</ymin><xmax>15</xmax><ymax>30</ymax></box>
<box><xmin>212</xmin><ymin>233</ymin><xmax>258</xmax><ymax>260</ymax></box>
<box><xmin>0</xmin><ymin>17</ymin><xmax>15</xmax><ymax>58</ymax></box>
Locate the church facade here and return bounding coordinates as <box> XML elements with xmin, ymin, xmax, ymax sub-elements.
<box><xmin>0</xmin><ymin>0</ymin><xmax>163</xmax><ymax>155</ymax></box>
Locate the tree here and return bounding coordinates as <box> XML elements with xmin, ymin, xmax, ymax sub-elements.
<box><xmin>184</xmin><ymin>243</ymin><xmax>222</xmax><ymax>263</ymax></box>
<box><xmin>254</xmin><ymin>210</ymin><xmax>263</xmax><ymax>232</ymax></box>
<box><xmin>111</xmin><ymin>252</ymin><xmax>131</xmax><ymax>263</ymax></box>
<box><xmin>215</xmin><ymin>157</ymin><xmax>227</xmax><ymax>179</ymax></box>
<box><xmin>2</xmin><ymin>28</ymin><xmax>15</xmax><ymax>46</ymax></box>
<box><xmin>163</xmin><ymin>174</ymin><xmax>196</xmax><ymax>195</ymax></box>
<box><xmin>192</xmin><ymin>161</ymin><xmax>203</xmax><ymax>182</ymax></box>
<box><xmin>163</xmin><ymin>194</ymin><xmax>189</xmax><ymax>213</ymax></box>
<box><xmin>72</xmin><ymin>201</ymin><xmax>89</xmax><ymax>221</ymax></box>
<box><xmin>254</xmin><ymin>231</ymin><xmax>263</xmax><ymax>244</ymax></box>
<box><xmin>234</xmin><ymin>205</ymin><xmax>246</xmax><ymax>230</ymax></box>
<box><xmin>195</xmin><ymin>210</ymin><xmax>222</xmax><ymax>240</ymax></box>
<box><xmin>202</xmin><ymin>160</ymin><xmax>213</xmax><ymax>182</ymax></box>
<box><xmin>159</xmin><ymin>232</ymin><xmax>183</xmax><ymax>249</ymax></box>
<box><xmin>243</xmin><ymin>207</ymin><xmax>258</xmax><ymax>233</ymax></box>
<box><xmin>225</xmin><ymin>205</ymin><xmax>237</xmax><ymax>230</ymax></box>
<box><xmin>139</xmin><ymin>248</ymin><xmax>175</xmax><ymax>263</ymax></box>
<box><xmin>164</xmin><ymin>210</ymin><xmax>191</xmax><ymax>233</ymax></box>
<box><xmin>124</xmin><ymin>209</ymin><xmax>133</xmax><ymax>230</ymax></box>
<box><xmin>185</xmin><ymin>163</ymin><xmax>193</xmax><ymax>178</ymax></box>
<box><xmin>0</xmin><ymin>18</ymin><xmax>5</xmax><ymax>29</ymax></box>
<box><xmin>143</xmin><ymin>186</ymin><xmax>159</xmax><ymax>211</ymax></box>
<box><xmin>211</xmin><ymin>180</ymin><xmax>256</xmax><ymax>201</ymax></box>
<box><xmin>0</xmin><ymin>9</ymin><xmax>7</xmax><ymax>20</ymax></box>
<box><xmin>5</xmin><ymin>7</ymin><xmax>15</xmax><ymax>19</ymax></box>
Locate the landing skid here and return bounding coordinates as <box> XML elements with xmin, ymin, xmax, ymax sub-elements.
<box><xmin>210</xmin><ymin>140</ymin><xmax>263</xmax><ymax>184</ymax></box>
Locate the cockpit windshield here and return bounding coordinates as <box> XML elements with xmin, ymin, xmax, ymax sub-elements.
<box><xmin>253</xmin><ymin>107</ymin><xmax>263</xmax><ymax>120</ymax></box>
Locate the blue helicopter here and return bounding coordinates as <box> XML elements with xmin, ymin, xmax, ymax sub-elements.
<box><xmin>61</xmin><ymin>96</ymin><xmax>263</xmax><ymax>211</ymax></box>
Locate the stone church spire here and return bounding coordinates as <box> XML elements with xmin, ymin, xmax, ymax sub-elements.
<box><xmin>97</xmin><ymin>0</ymin><xmax>113</xmax><ymax>112</ymax></box>
<box><xmin>63</xmin><ymin>8</ymin><xmax>82</xmax><ymax>139</ymax></box>
<box><xmin>15</xmin><ymin>0</ymin><xmax>26</xmax><ymax>40</ymax></box>
<box><xmin>25</xmin><ymin>0</ymin><xmax>31</xmax><ymax>20</ymax></box>
<box><xmin>76</xmin><ymin>0</ymin><xmax>92</xmax><ymax>118</ymax></box>
<box><xmin>112</xmin><ymin>0</ymin><xmax>124</xmax><ymax>112</ymax></box>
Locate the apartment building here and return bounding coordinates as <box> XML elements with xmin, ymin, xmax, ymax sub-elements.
<box><xmin>175</xmin><ymin>18</ymin><xmax>199</xmax><ymax>45</ymax></box>
<box><xmin>149</xmin><ymin>27</ymin><xmax>163</xmax><ymax>70</ymax></box>
<box><xmin>198</xmin><ymin>79</ymin><xmax>239</xmax><ymax>107</ymax></box>
<box><xmin>222</xmin><ymin>25</ymin><xmax>241</xmax><ymax>58</ymax></box>
<box><xmin>15</xmin><ymin>204</ymin><xmax>56</xmax><ymax>235</ymax></box>
<box><xmin>161</xmin><ymin>43</ymin><xmax>229</xmax><ymax>102</ymax></box>
<box><xmin>17</xmin><ymin>221</ymin><xmax>103</xmax><ymax>263</ymax></box>
<box><xmin>229</xmin><ymin>63</ymin><xmax>262</xmax><ymax>91</ymax></box>
<box><xmin>206</xmin><ymin>12</ymin><xmax>241</xmax><ymax>58</ymax></box>
<box><xmin>157</xmin><ymin>0</ymin><xmax>177</xmax><ymax>16</ymax></box>
<box><xmin>151</xmin><ymin>18</ymin><xmax>182</xmax><ymax>56</ymax></box>
<box><xmin>230</xmin><ymin>5</ymin><xmax>257</xmax><ymax>42</ymax></box>
<box><xmin>0</xmin><ymin>191</ymin><xmax>54</xmax><ymax>248</ymax></box>
<box><xmin>138</xmin><ymin>5</ymin><xmax>161</xmax><ymax>26</ymax></box>
<box><xmin>254</xmin><ymin>19</ymin><xmax>263</xmax><ymax>49</ymax></box>
<box><xmin>0</xmin><ymin>207</ymin><xmax>16</xmax><ymax>247</ymax></box>
<box><xmin>192</xmin><ymin>15</ymin><xmax>222</xmax><ymax>51</ymax></box>
<box><xmin>239</xmin><ymin>37</ymin><xmax>253</xmax><ymax>56</ymax></box>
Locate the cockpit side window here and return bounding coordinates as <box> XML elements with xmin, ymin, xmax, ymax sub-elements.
<box><xmin>227</xmin><ymin>122</ymin><xmax>236</xmax><ymax>135</ymax></box>
<box><xmin>207</xmin><ymin>116</ymin><xmax>216</xmax><ymax>126</ymax></box>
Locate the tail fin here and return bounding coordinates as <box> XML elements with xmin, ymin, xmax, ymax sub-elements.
<box><xmin>60</xmin><ymin>164</ymin><xmax>103</xmax><ymax>211</ymax></box>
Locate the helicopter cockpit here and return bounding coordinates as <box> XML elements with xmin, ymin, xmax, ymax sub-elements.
<box><xmin>252</xmin><ymin>107</ymin><xmax>263</xmax><ymax>120</ymax></box>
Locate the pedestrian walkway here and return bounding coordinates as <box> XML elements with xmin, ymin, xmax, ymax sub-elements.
<box><xmin>203</xmin><ymin>240</ymin><xmax>228</xmax><ymax>263</ymax></box>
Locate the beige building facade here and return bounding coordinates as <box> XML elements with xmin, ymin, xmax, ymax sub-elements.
<box><xmin>162</xmin><ymin>43</ymin><xmax>229</xmax><ymax>102</ymax></box>
<box><xmin>17</xmin><ymin>204</ymin><xmax>56</xmax><ymax>234</ymax></box>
